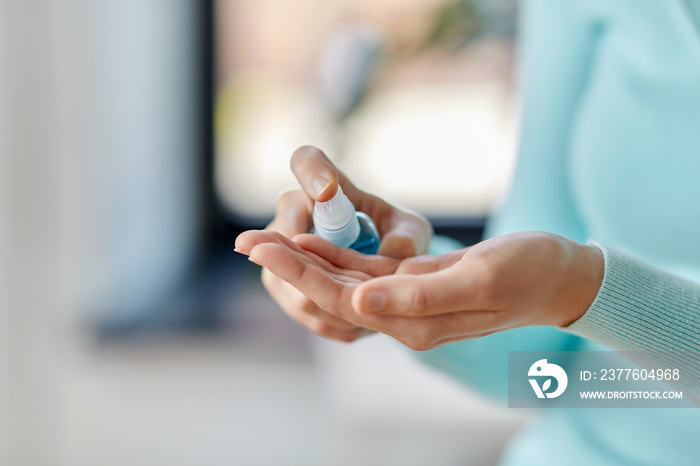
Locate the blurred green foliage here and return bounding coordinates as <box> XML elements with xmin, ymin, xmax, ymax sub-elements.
<box><xmin>421</xmin><ymin>0</ymin><xmax>481</xmax><ymax>51</ymax></box>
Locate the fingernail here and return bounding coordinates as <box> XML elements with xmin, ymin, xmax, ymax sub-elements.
<box><xmin>234</xmin><ymin>247</ymin><xmax>246</xmax><ymax>255</ymax></box>
<box><xmin>312</xmin><ymin>177</ymin><xmax>331</xmax><ymax>198</ymax></box>
<box><xmin>362</xmin><ymin>291</ymin><xmax>386</xmax><ymax>314</ymax></box>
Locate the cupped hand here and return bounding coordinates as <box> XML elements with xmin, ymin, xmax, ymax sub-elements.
<box><xmin>236</xmin><ymin>230</ymin><xmax>603</xmax><ymax>351</ymax></box>
<box><xmin>254</xmin><ymin>145</ymin><xmax>432</xmax><ymax>343</ymax></box>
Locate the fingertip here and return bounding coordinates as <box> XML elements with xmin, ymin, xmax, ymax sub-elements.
<box><xmin>312</xmin><ymin>177</ymin><xmax>338</xmax><ymax>202</ymax></box>
<box><xmin>290</xmin><ymin>146</ymin><xmax>339</xmax><ymax>201</ymax></box>
<box><xmin>378</xmin><ymin>234</ymin><xmax>417</xmax><ymax>259</ymax></box>
<box><xmin>352</xmin><ymin>283</ymin><xmax>386</xmax><ymax>315</ymax></box>
<box><xmin>247</xmin><ymin>242</ymin><xmax>276</xmax><ymax>266</ymax></box>
<box><xmin>247</xmin><ymin>249</ymin><xmax>261</xmax><ymax>266</ymax></box>
<box><xmin>247</xmin><ymin>243</ymin><xmax>262</xmax><ymax>261</ymax></box>
<box><xmin>292</xmin><ymin>232</ymin><xmax>319</xmax><ymax>247</ymax></box>
<box><xmin>235</xmin><ymin>229</ymin><xmax>264</xmax><ymax>255</ymax></box>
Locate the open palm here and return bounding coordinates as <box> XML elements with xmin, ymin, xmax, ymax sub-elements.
<box><xmin>235</xmin><ymin>229</ymin><xmax>602</xmax><ymax>350</ymax></box>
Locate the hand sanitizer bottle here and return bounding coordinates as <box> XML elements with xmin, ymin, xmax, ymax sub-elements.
<box><xmin>313</xmin><ymin>186</ymin><xmax>380</xmax><ymax>254</ymax></box>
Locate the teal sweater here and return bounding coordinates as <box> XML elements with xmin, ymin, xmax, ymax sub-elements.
<box><xmin>419</xmin><ymin>1</ymin><xmax>700</xmax><ymax>464</ymax></box>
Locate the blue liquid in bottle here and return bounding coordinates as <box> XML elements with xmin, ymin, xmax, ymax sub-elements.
<box><xmin>349</xmin><ymin>212</ymin><xmax>380</xmax><ymax>254</ymax></box>
<box><xmin>313</xmin><ymin>186</ymin><xmax>380</xmax><ymax>255</ymax></box>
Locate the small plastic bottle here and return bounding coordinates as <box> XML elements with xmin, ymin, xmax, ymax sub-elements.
<box><xmin>313</xmin><ymin>186</ymin><xmax>380</xmax><ymax>254</ymax></box>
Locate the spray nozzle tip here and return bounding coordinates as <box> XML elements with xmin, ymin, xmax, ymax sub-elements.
<box><xmin>315</xmin><ymin>185</ymin><xmax>347</xmax><ymax>215</ymax></box>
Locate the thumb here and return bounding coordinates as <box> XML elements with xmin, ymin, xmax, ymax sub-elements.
<box><xmin>351</xmin><ymin>264</ymin><xmax>480</xmax><ymax>317</ymax></box>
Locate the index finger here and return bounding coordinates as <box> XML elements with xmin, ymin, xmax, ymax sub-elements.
<box><xmin>290</xmin><ymin>145</ymin><xmax>364</xmax><ymax>202</ymax></box>
<box><xmin>248</xmin><ymin>242</ymin><xmax>361</xmax><ymax>322</ymax></box>
<box><xmin>291</xmin><ymin>146</ymin><xmax>341</xmax><ymax>202</ymax></box>
<box><xmin>293</xmin><ymin>233</ymin><xmax>401</xmax><ymax>277</ymax></box>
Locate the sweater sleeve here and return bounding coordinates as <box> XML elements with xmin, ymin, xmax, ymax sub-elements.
<box><xmin>564</xmin><ymin>242</ymin><xmax>700</xmax><ymax>395</ymax></box>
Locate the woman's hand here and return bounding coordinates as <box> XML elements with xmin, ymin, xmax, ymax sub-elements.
<box><xmin>235</xmin><ymin>230</ymin><xmax>603</xmax><ymax>351</ymax></box>
<box><xmin>255</xmin><ymin>145</ymin><xmax>432</xmax><ymax>343</ymax></box>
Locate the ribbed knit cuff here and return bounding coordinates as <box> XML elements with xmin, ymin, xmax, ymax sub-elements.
<box><xmin>565</xmin><ymin>241</ymin><xmax>700</xmax><ymax>353</ymax></box>
<box><xmin>563</xmin><ymin>241</ymin><xmax>700</xmax><ymax>395</ymax></box>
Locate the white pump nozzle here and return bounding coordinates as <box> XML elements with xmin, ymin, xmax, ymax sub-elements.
<box><xmin>313</xmin><ymin>186</ymin><xmax>360</xmax><ymax>247</ymax></box>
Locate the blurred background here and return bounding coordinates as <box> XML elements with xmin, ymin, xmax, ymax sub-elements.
<box><xmin>0</xmin><ymin>0</ymin><xmax>530</xmax><ymax>465</ymax></box>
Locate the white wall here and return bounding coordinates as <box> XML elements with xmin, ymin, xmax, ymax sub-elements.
<box><xmin>0</xmin><ymin>1</ymin><xmax>200</xmax><ymax>464</ymax></box>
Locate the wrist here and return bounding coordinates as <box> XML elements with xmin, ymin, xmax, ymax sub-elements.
<box><xmin>559</xmin><ymin>243</ymin><xmax>604</xmax><ymax>327</ymax></box>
